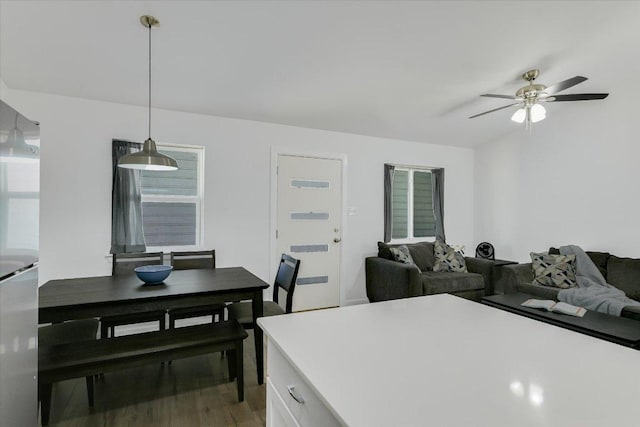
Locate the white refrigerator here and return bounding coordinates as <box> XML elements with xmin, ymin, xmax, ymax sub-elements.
<box><xmin>0</xmin><ymin>99</ymin><xmax>39</xmax><ymax>426</ymax></box>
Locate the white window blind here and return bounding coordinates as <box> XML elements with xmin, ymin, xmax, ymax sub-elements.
<box><xmin>391</xmin><ymin>168</ymin><xmax>435</xmax><ymax>240</ymax></box>
<box><xmin>140</xmin><ymin>146</ymin><xmax>203</xmax><ymax>250</ymax></box>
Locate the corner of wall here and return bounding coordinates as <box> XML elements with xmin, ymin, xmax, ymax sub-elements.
<box><xmin>0</xmin><ymin>76</ymin><xmax>16</xmax><ymax>106</ymax></box>
<box><xmin>0</xmin><ymin>76</ymin><xmax>10</xmax><ymax>99</ymax></box>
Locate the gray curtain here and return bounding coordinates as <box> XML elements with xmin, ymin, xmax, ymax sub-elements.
<box><xmin>110</xmin><ymin>139</ymin><xmax>146</xmax><ymax>253</ymax></box>
<box><xmin>432</xmin><ymin>168</ymin><xmax>445</xmax><ymax>242</ymax></box>
<box><xmin>383</xmin><ymin>164</ymin><xmax>395</xmax><ymax>242</ymax></box>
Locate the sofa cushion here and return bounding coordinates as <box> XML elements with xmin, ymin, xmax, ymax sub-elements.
<box><xmin>550</xmin><ymin>247</ymin><xmax>610</xmax><ymax>278</ymax></box>
<box><xmin>389</xmin><ymin>245</ymin><xmax>416</xmax><ymax>266</ymax></box>
<box><xmin>585</xmin><ymin>251</ymin><xmax>610</xmax><ymax>279</ymax></box>
<box><xmin>515</xmin><ymin>281</ymin><xmax>561</xmax><ymax>300</ymax></box>
<box><xmin>433</xmin><ymin>240</ymin><xmax>467</xmax><ymax>273</ymax></box>
<box><xmin>530</xmin><ymin>252</ymin><xmax>577</xmax><ymax>289</ymax></box>
<box><xmin>606</xmin><ymin>256</ymin><xmax>640</xmax><ymax>301</ymax></box>
<box><xmin>378</xmin><ymin>241</ymin><xmax>435</xmax><ymax>271</ymax></box>
<box><xmin>422</xmin><ymin>271</ymin><xmax>484</xmax><ymax>295</ymax></box>
<box><xmin>407</xmin><ymin>242</ymin><xmax>435</xmax><ymax>271</ymax></box>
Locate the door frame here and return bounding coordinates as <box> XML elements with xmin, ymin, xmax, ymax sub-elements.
<box><xmin>270</xmin><ymin>147</ymin><xmax>348</xmax><ymax>308</ymax></box>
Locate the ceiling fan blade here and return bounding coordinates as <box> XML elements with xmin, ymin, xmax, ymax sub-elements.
<box><xmin>546</xmin><ymin>93</ymin><xmax>609</xmax><ymax>102</ymax></box>
<box><xmin>544</xmin><ymin>76</ymin><xmax>587</xmax><ymax>94</ymax></box>
<box><xmin>469</xmin><ymin>102</ymin><xmax>521</xmax><ymax>119</ymax></box>
<box><xmin>481</xmin><ymin>94</ymin><xmax>519</xmax><ymax>99</ymax></box>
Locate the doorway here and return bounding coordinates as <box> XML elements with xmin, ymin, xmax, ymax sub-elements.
<box><xmin>274</xmin><ymin>153</ymin><xmax>343</xmax><ymax>311</ymax></box>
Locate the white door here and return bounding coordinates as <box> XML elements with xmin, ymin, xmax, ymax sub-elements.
<box><xmin>276</xmin><ymin>154</ymin><xmax>342</xmax><ymax>311</ymax></box>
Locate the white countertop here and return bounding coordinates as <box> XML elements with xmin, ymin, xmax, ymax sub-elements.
<box><xmin>258</xmin><ymin>294</ymin><xmax>640</xmax><ymax>427</ymax></box>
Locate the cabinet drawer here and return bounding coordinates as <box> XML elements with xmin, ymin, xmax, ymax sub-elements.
<box><xmin>267</xmin><ymin>379</ymin><xmax>300</xmax><ymax>427</ymax></box>
<box><xmin>268</xmin><ymin>343</ymin><xmax>342</xmax><ymax>426</ymax></box>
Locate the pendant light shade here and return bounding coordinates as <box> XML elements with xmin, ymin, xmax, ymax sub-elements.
<box><xmin>0</xmin><ymin>112</ymin><xmax>39</xmax><ymax>162</ymax></box>
<box><xmin>510</xmin><ymin>108</ymin><xmax>526</xmax><ymax>124</ymax></box>
<box><xmin>529</xmin><ymin>103</ymin><xmax>546</xmax><ymax>123</ymax></box>
<box><xmin>118</xmin><ymin>15</ymin><xmax>178</xmax><ymax>171</ymax></box>
<box><xmin>117</xmin><ymin>138</ymin><xmax>178</xmax><ymax>170</ymax></box>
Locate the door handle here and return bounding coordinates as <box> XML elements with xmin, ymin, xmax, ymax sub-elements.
<box><xmin>333</xmin><ymin>238</ymin><xmax>341</xmax><ymax>243</ymax></box>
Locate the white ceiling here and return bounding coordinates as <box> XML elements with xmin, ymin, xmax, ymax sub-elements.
<box><xmin>1</xmin><ymin>1</ymin><xmax>638</xmax><ymax>148</ymax></box>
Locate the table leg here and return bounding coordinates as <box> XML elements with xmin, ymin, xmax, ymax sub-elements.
<box><xmin>252</xmin><ymin>289</ymin><xmax>264</xmax><ymax>385</ymax></box>
<box><xmin>40</xmin><ymin>382</ymin><xmax>52</xmax><ymax>426</ymax></box>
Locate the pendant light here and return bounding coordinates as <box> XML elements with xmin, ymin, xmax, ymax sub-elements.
<box><xmin>118</xmin><ymin>15</ymin><xmax>178</xmax><ymax>171</ymax></box>
<box><xmin>0</xmin><ymin>112</ymin><xmax>39</xmax><ymax>162</ymax></box>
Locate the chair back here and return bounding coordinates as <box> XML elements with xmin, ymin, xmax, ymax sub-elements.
<box><xmin>112</xmin><ymin>252</ymin><xmax>164</xmax><ymax>276</ymax></box>
<box><xmin>273</xmin><ymin>254</ymin><xmax>301</xmax><ymax>313</ymax></box>
<box><xmin>170</xmin><ymin>250</ymin><xmax>216</xmax><ymax>270</ymax></box>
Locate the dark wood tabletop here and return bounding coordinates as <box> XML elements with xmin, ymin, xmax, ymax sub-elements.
<box><xmin>39</xmin><ymin>266</ymin><xmax>270</xmax><ymax>384</ymax></box>
<box><xmin>482</xmin><ymin>293</ymin><xmax>640</xmax><ymax>349</ymax></box>
<box><xmin>40</xmin><ymin>267</ymin><xmax>267</xmax><ymax>310</ymax></box>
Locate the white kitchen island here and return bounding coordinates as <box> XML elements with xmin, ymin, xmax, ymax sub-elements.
<box><xmin>258</xmin><ymin>294</ymin><xmax>640</xmax><ymax>427</ymax></box>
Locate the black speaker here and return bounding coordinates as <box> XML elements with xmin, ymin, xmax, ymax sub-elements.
<box><xmin>475</xmin><ymin>242</ymin><xmax>495</xmax><ymax>260</ymax></box>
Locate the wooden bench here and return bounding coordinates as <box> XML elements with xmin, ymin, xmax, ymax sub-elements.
<box><xmin>38</xmin><ymin>320</ymin><xmax>248</xmax><ymax>426</ymax></box>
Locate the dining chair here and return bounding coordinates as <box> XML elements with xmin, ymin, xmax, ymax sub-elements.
<box><xmin>38</xmin><ymin>319</ymin><xmax>99</xmax><ymax>407</ymax></box>
<box><xmin>167</xmin><ymin>250</ymin><xmax>226</xmax><ymax>328</ymax></box>
<box><xmin>100</xmin><ymin>252</ymin><xmax>167</xmax><ymax>339</ymax></box>
<box><xmin>227</xmin><ymin>253</ymin><xmax>301</xmax><ymax>327</ymax></box>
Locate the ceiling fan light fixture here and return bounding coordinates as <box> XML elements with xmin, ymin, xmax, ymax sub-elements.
<box><xmin>118</xmin><ymin>15</ymin><xmax>178</xmax><ymax>171</ymax></box>
<box><xmin>530</xmin><ymin>103</ymin><xmax>546</xmax><ymax>123</ymax></box>
<box><xmin>511</xmin><ymin>108</ymin><xmax>526</xmax><ymax>123</ymax></box>
<box><xmin>470</xmin><ymin>69</ymin><xmax>608</xmax><ymax>127</ymax></box>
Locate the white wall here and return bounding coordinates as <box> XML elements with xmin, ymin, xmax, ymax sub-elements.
<box><xmin>474</xmin><ymin>20</ymin><xmax>640</xmax><ymax>262</ymax></box>
<box><xmin>4</xmin><ymin>88</ymin><xmax>475</xmax><ymax>304</ymax></box>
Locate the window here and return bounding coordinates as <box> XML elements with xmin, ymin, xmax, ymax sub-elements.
<box><xmin>390</xmin><ymin>168</ymin><xmax>435</xmax><ymax>240</ymax></box>
<box><xmin>140</xmin><ymin>145</ymin><xmax>204</xmax><ymax>250</ymax></box>
<box><xmin>0</xmin><ymin>141</ymin><xmax>40</xmax><ymax>252</ymax></box>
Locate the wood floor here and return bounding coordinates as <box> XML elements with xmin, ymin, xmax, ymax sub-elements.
<box><xmin>40</xmin><ymin>330</ymin><xmax>266</xmax><ymax>427</ymax></box>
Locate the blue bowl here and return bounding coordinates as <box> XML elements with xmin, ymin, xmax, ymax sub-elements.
<box><xmin>134</xmin><ymin>265</ymin><xmax>172</xmax><ymax>285</ymax></box>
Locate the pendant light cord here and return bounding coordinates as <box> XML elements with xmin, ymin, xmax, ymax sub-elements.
<box><xmin>148</xmin><ymin>21</ymin><xmax>152</xmax><ymax>140</ymax></box>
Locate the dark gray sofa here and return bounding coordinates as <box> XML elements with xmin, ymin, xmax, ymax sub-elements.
<box><xmin>500</xmin><ymin>249</ymin><xmax>640</xmax><ymax>321</ymax></box>
<box><xmin>365</xmin><ymin>241</ymin><xmax>494</xmax><ymax>302</ymax></box>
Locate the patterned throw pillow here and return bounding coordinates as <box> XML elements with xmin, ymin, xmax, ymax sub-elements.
<box><xmin>389</xmin><ymin>245</ymin><xmax>416</xmax><ymax>266</ymax></box>
<box><xmin>530</xmin><ymin>252</ymin><xmax>577</xmax><ymax>288</ymax></box>
<box><xmin>433</xmin><ymin>240</ymin><xmax>468</xmax><ymax>272</ymax></box>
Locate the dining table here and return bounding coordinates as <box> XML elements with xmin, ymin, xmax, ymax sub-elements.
<box><xmin>39</xmin><ymin>266</ymin><xmax>270</xmax><ymax>384</ymax></box>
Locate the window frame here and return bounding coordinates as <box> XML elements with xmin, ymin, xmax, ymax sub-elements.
<box><xmin>389</xmin><ymin>166</ymin><xmax>435</xmax><ymax>244</ymax></box>
<box><xmin>141</xmin><ymin>143</ymin><xmax>205</xmax><ymax>253</ymax></box>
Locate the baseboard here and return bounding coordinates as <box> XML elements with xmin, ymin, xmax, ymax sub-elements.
<box><xmin>343</xmin><ymin>298</ymin><xmax>369</xmax><ymax>306</ymax></box>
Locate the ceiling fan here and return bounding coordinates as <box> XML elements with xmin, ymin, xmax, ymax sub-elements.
<box><xmin>469</xmin><ymin>69</ymin><xmax>609</xmax><ymax>127</ymax></box>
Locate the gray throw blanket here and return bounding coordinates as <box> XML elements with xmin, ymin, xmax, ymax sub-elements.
<box><xmin>558</xmin><ymin>245</ymin><xmax>640</xmax><ymax>316</ymax></box>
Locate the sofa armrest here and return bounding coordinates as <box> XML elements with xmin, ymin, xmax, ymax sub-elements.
<box><xmin>499</xmin><ymin>263</ymin><xmax>534</xmax><ymax>294</ymax></box>
<box><xmin>464</xmin><ymin>257</ymin><xmax>494</xmax><ymax>294</ymax></box>
<box><xmin>365</xmin><ymin>257</ymin><xmax>422</xmax><ymax>302</ymax></box>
